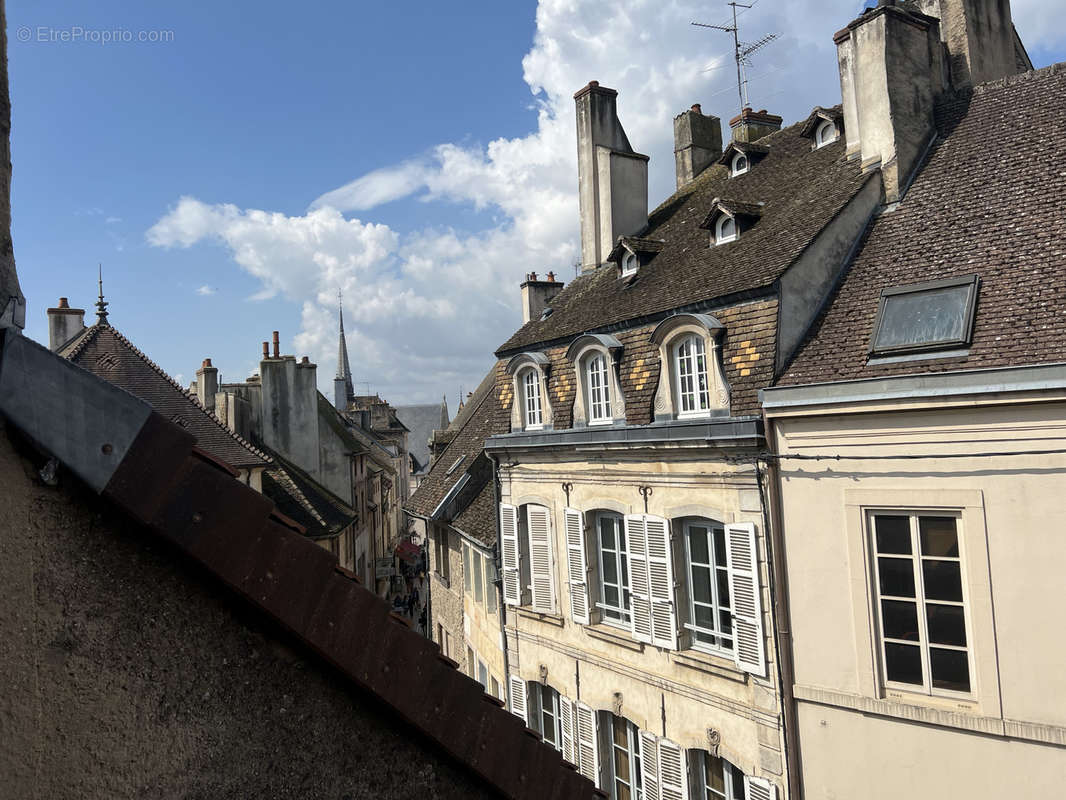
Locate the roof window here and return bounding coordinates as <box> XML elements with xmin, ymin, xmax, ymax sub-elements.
<box><xmin>731</xmin><ymin>153</ymin><xmax>749</xmax><ymax>177</ymax></box>
<box><xmin>621</xmin><ymin>251</ymin><xmax>638</xmax><ymax>276</ymax></box>
<box><xmin>445</xmin><ymin>455</ymin><xmax>466</xmax><ymax>476</ymax></box>
<box><xmin>869</xmin><ymin>274</ymin><xmax>979</xmax><ymax>357</ymax></box>
<box><xmin>815</xmin><ymin>119</ymin><xmax>838</xmax><ymax>148</ymax></box>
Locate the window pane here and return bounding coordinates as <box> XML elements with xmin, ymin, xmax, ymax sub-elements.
<box><xmin>603</xmin><ymin>554</ymin><xmax>618</xmax><ymax>585</ymax></box>
<box><xmin>718</xmin><ymin>609</ymin><xmax>732</xmax><ymax>636</ymax></box>
<box><xmin>604</xmin><ymin>585</ymin><xmax>619</xmax><ymax>608</ymax></box>
<box><xmin>695</xmin><ymin>604</ymin><xmax>715</xmax><ymax>629</ymax></box>
<box><xmin>926</xmin><ymin>604</ymin><xmax>967</xmax><ymax>647</ymax></box>
<box><xmin>601</xmin><ymin>518</ymin><xmax>616</xmax><ymax>549</ymax></box>
<box><xmin>922</xmin><ymin>560</ymin><xmax>963</xmax><ymax>602</ymax></box>
<box><xmin>881</xmin><ymin>599</ymin><xmax>920</xmax><ymax>641</ymax></box>
<box><xmin>884</xmin><ymin>642</ymin><xmax>923</xmax><ymax>685</ymax></box>
<box><xmin>692</xmin><ymin>566</ymin><xmax>712</xmax><ymax>604</ymax></box>
<box><xmin>716</xmin><ymin>571</ymin><xmax>731</xmax><ymax>611</ymax></box>
<box><xmin>874</xmin><ymin>516</ymin><xmax>911</xmax><ymax>554</ymax></box>
<box><xmin>919</xmin><ymin>518</ymin><xmax>959</xmax><ymax>557</ymax></box>
<box><xmin>713</xmin><ymin>529</ymin><xmax>727</xmax><ymax>567</ymax></box>
<box><xmin>877</xmin><ymin>556</ymin><xmax>915</xmax><ymax>598</ymax></box>
<box><xmin>689</xmin><ymin>528</ymin><xmax>710</xmax><ymax>563</ymax></box>
<box><xmin>705</xmin><ymin>753</ymin><xmax>725</xmax><ymax>793</ymax></box>
<box><xmin>930</xmin><ymin>647</ymin><xmax>970</xmax><ymax>692</ymax></box>
<box><xmin>875</xmin><ymin>284</ymin><xmax>972</xmax><ymax>351</ymax></box>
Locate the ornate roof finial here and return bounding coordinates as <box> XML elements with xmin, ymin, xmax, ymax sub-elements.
<box><xmin>95</xmin><ymin>263</ymin><xmax>110</xmax><ymax>325</ymax></box>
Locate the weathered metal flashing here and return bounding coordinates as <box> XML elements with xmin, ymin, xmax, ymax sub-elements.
<box><xmin>485</xmin><ymin>416</ymin><xmax>764</xmax><ymax>452</ymax></box>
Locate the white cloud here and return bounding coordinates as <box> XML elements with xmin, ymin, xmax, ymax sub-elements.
<box><xmin>149</xmin><ymin>0</ymin><xmax>1064</xmax><ymax>403</ymax></box>
<box><xmin>196</xmin><ymin>285</ymin><xmax>216</xmax><ymax>296</ymax></box>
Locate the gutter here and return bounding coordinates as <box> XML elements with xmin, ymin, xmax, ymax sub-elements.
<box><xmin>488</xmin><ymin>452</ymin><xmax>511</xmax><ymax>703</ymax></box>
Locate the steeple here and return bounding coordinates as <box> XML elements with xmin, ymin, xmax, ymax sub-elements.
<box><xmin>95</xmin><ymin>264</ymin><xmax>109</xmax><ymax>326</ymax></box>
<box><xmin>333</xmin><ymin>290</ymin><xmax>355</xmax><ymax>411</ymax></box>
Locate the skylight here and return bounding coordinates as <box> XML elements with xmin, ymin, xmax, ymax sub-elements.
<box><xmin>445</xmin><ymin>455</ymin><xmax>466</xmax><ymax>476</ymax></box>
<box><xmin>869</xmin><ymin>275</ymin><xmax>979</xmax><ymax>356</ymax></box>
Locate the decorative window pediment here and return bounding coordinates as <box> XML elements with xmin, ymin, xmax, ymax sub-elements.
<box><xmin>650</xmin><ymin>314</ymin><xmax>730</xmax><ymax>421</ymax></box>
<box><xmin>566</xmin><ymin>333</ymin><xmax>625</xmax><ymax>427</ymax></box>
<box><xmin>717</xmin><ymin>141</ymin><xmax>769</xmax><ymax>177</ymax></box>
<box><xmin>700</xmin><ymin>197</ymin><xmax>764</xmax><ymax>246</ymax></box>
<box><xmin>506</xmin><ymin>352</ymin><xmax>553</xmax><ymax>431</ymax></box>
<box><xmin>801</xmin><ymin>106</ymin><xmax>844</xmax><ymax>149</ymax></box>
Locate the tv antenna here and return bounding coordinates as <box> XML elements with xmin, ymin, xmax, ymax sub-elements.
<box><xmin>692</xmin><ymin>2</ymin><xmax>778</xmax><ymax>114</ymax></box>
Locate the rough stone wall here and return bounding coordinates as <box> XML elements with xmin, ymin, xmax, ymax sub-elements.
<box><xmin>429</xmin><ymin>523</ymin><xmax>467</xmax><ymax>674</ymax></box>
<box><xmin>0</xmin><ymin>425</ymin><xmax>502</xmax><ymax>800</ymax></box>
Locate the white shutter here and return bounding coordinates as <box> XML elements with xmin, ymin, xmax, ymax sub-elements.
<box><xmin>745</xmin><ymin>776</ymin><xmax>776</xmax><ymax>800</ymax></box>
<box><xmin>528</xmin><ymin>505</ymin><xmax>555</xmax><ymax>613</ymax></box>
<box><xmin>726</xmin><ymin>522</ymin><xmax>766</xmax><ymax>677</ymax></box>
<box><xmin>574</xmin><ymin>702</ymin><xmax>599</xmax><ymax>785</ymax></box>
<box><xmin>560</xmin><ymin>695</ymin><xmax>576</xmax><ymax>766</ymax></box>
<box><xmin>639</xmin><ymin>730</ymin><xmax>661</xmax><ymax>800</ymax></box>
<box><xmin>658</xmin><ymin>739</ymin><xmax>688</xmax><ymax>800</ymax></box>
<box><xmin>565</xmin><ymin>508</ymin><xmax>590</xmax><ymax>625</ymax></box>
<box><xmin>645</xmin><ymin>515</ymin><xmax>678</xmax><ymax>650</ymax></box>
<box><xmin>508</xmin><ymin>675</ymin><xmax>528</xmax><ymax>723</ymax></box>
<box><xmin>625</xmin><ymin>514</ymin><xmax>653</xmax><ymax>644</ymax></box>
<box><xmin>500</xmin><ymin>504</ymin><xmax>521</xmax><ymax>606</ymax></box>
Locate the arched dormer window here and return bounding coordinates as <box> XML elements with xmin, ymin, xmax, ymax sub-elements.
<box><xmin>730</xmin><ymin>152</ymin><xmax>749</xmax><ymax>177</ymax></box>
<box><xmin>566</xmin><ymin>333</ymin><xmax>625</xmax><ymax>427</ymax></box>
<box><xmin>505</xmin><ymin>352</ymin><xmax>552</xmax><ymax>432</ymax></box>
<box><xmin>621</xmin><ymin>251</ymin><xmax>638</xmax><ymax>277</ymax></box>
<box><xmin>714</xmin><ymin>214</ymin><xmax>737</xmax><ymax>245</ymax></box>
<box><xmin>815</xmin><ymin>119</ymin><xmax>838</xmax><ymax>148</ymax></box>
<box><xmin>650</xmin><ymin>314</ymin><xmax>730</xmax><ymax>422</ymax></box>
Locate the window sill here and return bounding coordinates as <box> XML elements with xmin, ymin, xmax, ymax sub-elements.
<box><xmin>584</xmin><ymin>623</ymin><xmax>644</xmax><ymax>653</ymax></box>
<box><xmin>514</xmin><ymin>607</ymin><xmax>565</xmax><ymax>627</ymax></box>
<box><xmin>432</xmin><ymin>572</ymin><xmax>451</xmax><ymax>590</ymax></box>
<box><xmin>671</xmin><ymin>649</ymin><xmax>747</xmax><ymax>683</ymax></box>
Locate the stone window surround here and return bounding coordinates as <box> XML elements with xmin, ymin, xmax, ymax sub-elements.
<box><xmin>566</xmin><ymin>333</ymin><xmax>626</xmax><ymax>428</ymax></box>
<box><xmin>651</xmin><ymin>314</ymin><xmax>731</xmax><ymax>423</ymax></box>
<box><xmin>506</xmin><ymin>351</ymin><xmax>553</xmax><ymax>431</ymax></box>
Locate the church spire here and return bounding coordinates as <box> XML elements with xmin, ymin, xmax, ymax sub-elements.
<box><xmin>95</xmin><ymin>264</ymin><xmax>110</xmax><ymax>326</ymax></box>
<box><xmin>335</xmin><ymin>290</ymin><xmax>355</xmax><ymax>409</ymax></box>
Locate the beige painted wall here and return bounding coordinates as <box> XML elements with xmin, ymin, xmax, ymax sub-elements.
<box><xmin>461</xmin><ymin>538</ymin><xmax>507</xmax><ymax>699</ymax></box>
<box><xmin>767</xmin><ymin>396</ymin><xmax>1066</xmax><ymax>796</ymax></box>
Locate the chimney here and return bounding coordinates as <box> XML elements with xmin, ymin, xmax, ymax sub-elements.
<box><xmin>46</xmin><ymin>297</ymin><xmax>86</xmax><ymax>351</ymax></box>
<box><xmin>835</xmin><ymin>1</ymin><xmax>946</xmax><ymax>202</ymax></box>
<box><xmin>916</xmin><ymin>0</ymin><xmax>1024</xmax><ymax>87</ymax></box>
<box><xmin>574</xmin><ymin>81</ymin><xmax>649</xmax><ymax>274</ymax></box>
<box><xmin>259</xmin><ymin>333</ymin><xmax>321</xmax><ymax>477</ymax></box>
<box><xmin>674</xmin><ymin>104</ymin><xmax>723</xmax><ymax>190</ymax></box>
<box><xmin>520</xmin><ymin>271</ymin><xmax>564</xmax><ymax>324</ymax></box>
<box><xmin>728</xmin><ymin>108</ymin><xmax>783</xmax><ymax>144</ymax></box>
<box><xmin>196</xmin><ymin>358</ymin><xmax>218</xmax><ymax>413</ymax></box>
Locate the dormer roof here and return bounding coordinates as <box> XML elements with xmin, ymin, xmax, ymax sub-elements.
<box><xmin>606</xmin><ymin>235</ymin><xmax>666</xmax><ymax>264</ymax></box>
<box><xmin>699</xmin><ymin>197</ymin><xmax>765</xmax><ymax>230</ymax></box>
<box><xmin>800</xmin><ymin>105</ymin><xmax>844</xmax><ymax>139</ymax></box>
<box><xmin>716</xmin><ymin>140</ymin><xmax>770</xmax><ymax>167</ymax></box>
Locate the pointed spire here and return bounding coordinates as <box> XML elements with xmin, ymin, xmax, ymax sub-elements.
<box><xmin>336</xmin><ymin>289</ymin><xmax>355</xmax><ymax>403</ymax></box>
<box><xmin>95</xmin><ymin>264</ymin><xmax>110</xmax><ymax>325</ymax></box>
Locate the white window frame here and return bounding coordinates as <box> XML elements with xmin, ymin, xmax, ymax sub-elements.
<box><xmin>714</xmin><ymin>214</ymin><xmax>737</xmax><ymax>245</ymax></box>
<box><xmin>814</xmin><ymin>119</ymin><xmax>837</xmax><ymax>148</ymax></box>
<box><xmin>532</xmin><ymin>683</ymin><xmax>563</xmax><ymax>753</ymax></box>
<box><xmin>522</xmin><ymin>368</ymin><xmax>543</xmax><ymax>430</ymax></box>
<box><xmin>608</xmin><ymin>714</ymin><xmax>644</xmax><ymax>800</ymax></box>
<box><xmin>569</xmin><ymin>336</ymin><xmax>625</xmax><ymax>428</ymax></box>
<box><xmin>690</xmin><ymin>748</ymin><xmax>746</xmax><ymax>800</ymax></box>
<box><xmin>595</xmin><ymin>512</ymin><xmax>631</xmax><ymax>628</ymax></box>
<box><xmin>868</xmin><ymin>510</ymin><xmax>973</xmax><ymax>699</ymax></box>
<box><xmin>683</xmin><ymin>519</ymin><xmax>734</xmax><ymax>657</ymax></box>
<box><xmin>586</xmin><ymin>353</ymin><xmax>613</xmax><ymax>425</ymax></box>
<box><xmin>730</xmin><ymin>152</ymin><xmax>749</xmax><ymax>176</ymax></box>
<box><xmin>674</xmin><ymin>334</ymin><xmax>713</xmax><ymax>418</ymax></box>
<box><xmin>621</xmin><ymin>250</ymin><xmax>639</xmax><ymax>276</ymax></box>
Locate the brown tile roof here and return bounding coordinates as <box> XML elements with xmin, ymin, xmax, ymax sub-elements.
<box><xmin>497</xmin><ymin>115</ymin><xmax>869</xmax><ymax>356</ymax></box>
<box><xmin>779</xmin><ymin>63</ymin><xmax>1066</xmax><ymax>386</ymax></box>
<box><xmin>63</xmin><ymin>324</ymin><xmax>269</xmax><ymax>469</ymax></box>
<box><xmin>452</xmin><ymin>481</ymin><xmax>497</xmax><ymax>548</ymax></box>
<box><xmin>261</xmin><ymin>446</ymin><xmax>357</xmax><ymax>540</ymax></box>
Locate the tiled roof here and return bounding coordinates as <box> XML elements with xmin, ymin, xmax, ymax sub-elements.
<box><xmin>63</xmin><ymin>325</ymin><xmax>269</xmax><ymax>469</ymax></box>
<box><xmin>261</xmin><ymin>446</ymin><xmax>357</xmax><ymax>540</ymax></box>
<box><xmin>779</xmin><ymin>63</ymin><xmax>1066</xmax><ymax>386</ymax></box>
<box><xmin>497</xmin><ymin>113</ymin><xmax>868</xmax><ymax>357</ymax></box>
<box><xmin>452</xmin><ymin>480</ymin><xmax>497</xmax><ymax>548</ymax></box>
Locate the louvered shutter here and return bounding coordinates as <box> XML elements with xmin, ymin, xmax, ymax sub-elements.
<box><xmin>745</xmin><ymin>775</ymin><xmax>775</xmax><ymax>800</ymax></box>
<box><xmin>574</xmin><ymin>702</ymin><xmax>599</xmax><ymax>785</ymax></box>
<box><xmin>560</xmin><ymin>695</ymin><xmax>576</xmax><ymax>766</ymax></box>
<box><xmin>658</xmin><ymin>739</ymin><xmax>688</xmax><ymax>800</ymax></box>
<box><xmin>528</xmin><ymin>505</ymin><xmax>555</xmax><ymax>613</ymax></box>
<box><xmin>500</xmin><ymin>504</ymin><xmax>521</xmax><ymax>606</ymax></box>
<box><xmin>726</xmin><ymin>522</ymin><xmax>766</xmax><ymax>677</ymax></box>
<box><xmin>625</xmin><ymin>514</ymin><xmax>653</xmax><ymax>644</ymax></box>
<box><xmin>639</xmin><ymin>730</ymin><xmax>661</xmax><ymax>800</ymax></box>
<box><xmin>645</xmin><ymin>515</ymin><xmax>678</xmax><ymax>649</ymax></box>
<box><xmin>508</xmin><ymin>675</ymin><xmax>528</xmax><ymax>723</ymax></box>
<box><xmin>565</xmin><ymin>508</ymin><xmax>590</xmax><ymax>624</ymax></box>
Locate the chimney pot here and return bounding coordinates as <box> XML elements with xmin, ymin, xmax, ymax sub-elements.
<box><xmin>272</xmin><ymin>331</ymin><xmax>280</xmax><ymax>358</ymax></box>
<box><xmin>301</xmin><ymin>356</ymin><xmax>310</xmax><ymax>364</ymax></box>
<box><xmin>530</xmin><ymin>271</ymin><xmax>538</xmax><ymax>281</ymax></box>
<box><xmin>202</xmin><ymin>358</ymin><xmax>212</xmax><ymax>368</ymax></box>
<box><xmin>691</xmin><ymin>104</ymin><xmax>701</xmax><ymax>114</ymax></box>
<box><xmin>58</xmin><ymin>297</ymin><xmax>69</xmax><ymax>309</ymax></box>
<box><xmin>547</xmin><ymin>271</ymin><xmax>556</xmax><ymax>282</ymax></box>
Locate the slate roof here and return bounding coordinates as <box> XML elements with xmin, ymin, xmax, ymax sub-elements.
<box><xmin>395</xmin><ymin>402</ymin><xmax>449</xmax><ymax>473</ymax></box>
<box><xmin>780</xmin><ymin>64</ymin><xmax>1066</xmax><ymax>386</ymax></box>
<box><xmin>497</xmin><ymin>108</ymin><xmax>868</xmax><ymax>355</ymax></box>
<box><xmin>452</xmin><ymin>480</ymin><xmax>498</xmax><ymax>548</ymax></box>
<box><xmin>62</xmin><ymin>324</ymin><xmax>269</xmax><ymax>470</ymax></box>
<box><xmin>261</xmin><ymin>446</ymin><xmax>357</xmax><ymax>540</ymax></box>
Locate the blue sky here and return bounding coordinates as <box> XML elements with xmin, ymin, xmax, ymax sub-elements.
<box><xmin>9</xmin><ymin>1</ymin><xmax>1065</xmax><ymax>403</ymax></box>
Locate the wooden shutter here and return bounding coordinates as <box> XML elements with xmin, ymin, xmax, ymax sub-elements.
<box><xmin>564</xmin><ymin>508</ymin><xmax>590</xmax><ymax>624</ymax></box>
<box><xmin>658</xmin><ymin>738</ymin><xmax>688</xmax><ymax>800</ymax></box>
<box><xmin>745</xmin><ymin>776</ymin><xmax>775</xmax><ymax>800</ymax></box>
<box><xmin>508</xmin><ymin>675</ymin><xmax>528</xmax><ymax>723</ymax></box>
<box><xmin>645</xmin><ymin>515</ymin><xmax>678</xmax><ymax>650</ymax></box>
<box><xmin>500</xmin><ymin>504</ymin><xmax>521</xmax><ymax>606</ymax></box>
<box><xmin>560</xmin><ymin>695</ymin><xmax>576</xmax><ymax>766</ymax></box>
<box><xmin>726</xmin><ymin>522</ymin><xmax>766</xmax><ymax>677</ymax></box>
<box><xmin>639</xmin><ymin>730</ymin><xmax>661</xmax><ymax>800</ymax></box>
<box><xmin>574</xmin><ymin>702</ymin><xmax>599</xmax><ymax>785</ymax></box>
<box><xmin>625</xmin><ymin>514</ymin><xmax>653</xmax><ymax>644</ymax></box>
<box><xmin>528</xmin><ymin>505</ymin><xmax>555</xmax><ymax>613</ymax></box>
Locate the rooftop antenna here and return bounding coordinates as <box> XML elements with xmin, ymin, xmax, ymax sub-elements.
<box><xmin>95</xmin><ymin>263</ymin><xmax>110</xmax><ymax>325</ymax></box>
<box><xmin>692</xmin><ymin>2</ymin><xmax>778</xmax><ymax>114</ymax></box>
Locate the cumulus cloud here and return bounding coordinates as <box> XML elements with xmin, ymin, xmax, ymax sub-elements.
<box><xmin>196</xmin><ymin>285</ymin><xmax>216</xmax><ymax>296</ymax></box>
<box><xmin>148</xmin><ymin>0</ymin><xmax>1065</xmax><ymax>403</ymax></box>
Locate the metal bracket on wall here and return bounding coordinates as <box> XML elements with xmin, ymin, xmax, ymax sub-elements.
<box><xmin>638</xmin><ymin>485</ymin><xmax>652</xmax><ymax>514</ymax></box>
<box><xmin>561</xmin><ymin>482</ymin><xmax>573</xmax><ymax>506</ymax></box>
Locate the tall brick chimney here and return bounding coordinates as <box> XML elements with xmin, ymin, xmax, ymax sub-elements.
<box><xmin>46</xmin><ymin>297</ymin><xmax>85</xmax><ymax>351</ymax></box>
<box><xmin>674</xmin><ymin>104</ymin><xmax>723</xmax><ymax>190</ymax></box>
<box><xmin>729</xmin><ymin>108</ymin><xmax>783</xmax><ymax>144</ymax></box>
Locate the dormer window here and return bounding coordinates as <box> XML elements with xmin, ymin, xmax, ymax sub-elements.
<box><xmin>522</xmin><ymin>369</ymin><xmax>543</xmax><ymax>429</ymax></box>
<box><xmin>621</xmin><ymin>251</ymin><xmax>638</xmax><ymax>277</ymax></box>
<box><xmin>566</xmin><ymin>333</ymin><xmax>625</xmax><ymax>427</ymax></box>
<box><xmin>650</xmin><ymin>314</ymin><xmax>731</xmax><ymax>422</ymax></box>
<box><xmin>714</xmin><ymin>215</ymin><xmax>737</xmax><ymax>245</ymax></box>
<box><xmin>608</xmin><ymin>236</ymin><xmax>663</xmax><ymax>278</ymax></box>
<box><xmin>731</xmin><ymin>152</ymin><xmax>749</xmax><ymax>177</ymax></box>
<box><xmin>815</xmin><ymin>119</ymin><xmax>838</xmax><ymax>148</ymax></box>
<box><xmin>506</xmin><ymin>352</ymin><xmax>553</xmax><ymax>432</ymax></box>
<box><xmin>585</xmin><ymin>354</ymin><xmax>611</xmax><ymax>423</ymax></box>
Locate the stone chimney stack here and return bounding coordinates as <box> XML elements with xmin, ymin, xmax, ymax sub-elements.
<box><xmin>674</xmin><ymin>104</ymin><xmax>722</xmax><ymax>190</ymax></box>
<box><xmin>835</xmin><ymin>1</ymin><xmax>946</xmax><ymax>203</ymax></box>
<box><xmin>196</xmin><ymin>358</ymin><xmax>219</xmax><ymax>413</ymax></box>
<box><xmin>259</xmin><ymin>332</ymin><xmax>321</xmax><ymax>478</ymax></box>
<box><xmin>916</xmin><ymin>0</ymin><xmax>1024</xmax><ymax>87</ymax></box>
<box><xmin>574</xmin><ymin>81</ymin><xmax>649</xmax><ymax>274</ymax></box>
<box><xmin>46</xmin><ymin>297</ymin><xmax>85</xmax><ymax>351</ymax></box>
<box><xmin>520</xmin><ymin>270</ymin><xmax>564</xmax><ymax>324</ymax></box>
<box><xmin>729</xmin><ymin>108</ymin><xmax>783</xmax><ymax>144</ymax></box>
